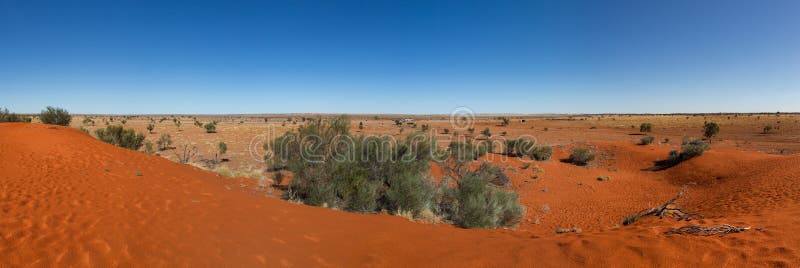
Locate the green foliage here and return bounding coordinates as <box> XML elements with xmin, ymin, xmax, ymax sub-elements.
<box><xmin>703</xmin><ymin>122</ymin><xmax>720</xmax><ymax>142</ymax></box>
<box><xmin>569</xmin><ymin>147</ymin><xmax>595</xmax><ymax>166</ymax></box>
<box><xmin>0</xmin><ymin>108</ymin><xmax>30</xmax><ymax>123</ymax></box>
<box><xmin>503</xmin><ymin>138</ymin><xmax>535</xmax><ymax>157</ymax></box>
<box><xmin>639</xmin><ymin>136</ymin><xmax>655</xmax><ymax>145</ymax></box>
<box><xmin>481</xmin><ymin>127</ymin><xmax>491</xmax><ymax>137</ymax></box>
<box><xmin>204</xmin><ymin>122</ymin><xmax>217</xmax><ymax>133</ymax></box>
<box><xmin>146</xmin><ymin>123</ymin><xmax>155</xmax><ymax>133</ymax></box>
<box><xmin>156</xmin><ymin>134</ymin><xmax>172</xmax><ymax>151</ymax></box>
<box><xmin>95</xmin><ymin>125</ymin><xmax>145</xmax><ymax>150</ymax></box>
<box><xmin>528</xmin><ymin>145</ymin><xmax>553</xmax><ymax>161</ymax></box>
<box><xmin>451</xmin><ymin>170</ymin><xmax>524</xmax><ymax>228</ymax></box>
<box><xmin>39</xmin><ymin>106</ymin><xmax>71</xmax><ymax>126</ymax></box>
<box><xmin>500</xmin><ymin>117</ymin><xmax>509</xmax><ymax>126</ymax></box>
<box><xmin>639</xmin><ymin>123</ymin><xmax>653</xmax><ymax>132</ymax></box>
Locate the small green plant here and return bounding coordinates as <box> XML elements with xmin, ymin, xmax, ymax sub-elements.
<box><xmin>763</xmin><ymin>125</ymin><xmax>773</xmax><ymax>134</ymax></box>
<box><xmin>421</xmin><ymin>124</ymin><xmax>429</xmax><ymax>132</ymax></box>
<box><xmin>216</xmin><ymin>141</ymin><xmax>227</xmax><ymax>162</ymax></box>
<box><xmin>639</xmin><ymin>123</ymin><xmax>653</xmax><ymax>133</ymax></box>
<box><xmin>146</xmin><ymin>123</ymin><xmax>155</xmax><ymax>134</ymax></box>
<box><xmin>358</xmin><ymin>122</ymin><xmax>364</xmax><ymax>130</ymax></box>
<box><xmin>156</xmin><ymin>134</ymin><xmax>173</xmax><ymax>151</ymax></box>
<box><xmin>639</xmin><ymin>136</ymin><xmax>655</xmax><ymax>145</ymax></box>
<box><xmin>94</xmin><ymin>125</ymin><xmax>145</xmax><ymax>150</ymax></box>
<box><xmin>528</xmin><ymin>145</ymin><xmax>553</xmax><ymax>161</ymax></box>
<box><xmin>204</xmin><ymin>122</ymin><xmax>217</xmax><ymax>133</ymax></box>
<box><xmin>467</xmin><ymin>127</ymin><xmax>475</xmax><ymax>134</ymax></box>
<box><xmin>568</xmin><ymin>147</ymin><xmax>595</xmax><ymax>166</ymax></box>
<box><xmin>703</xmin><ymin>122</ymin><xmax>720</xmax><ymax>143</ymax></box>
<box><xmin>500</xmin><ymin>117</ymin><xmax>509</xmax><ymax>126</ymax></box>
<box><xmin>143</xmin><ymin>140</ymin><xmax>155</xmax><ymax>154</ymax></box>
<box><xmin>481</xmin><ymin>127</ymin><xmax>491</xmax><ymax>137</ymax></box>
<box><xmin>39</xmin><ymin>106</ymin><xmax>71</xmax><ymax>126</ymax></box>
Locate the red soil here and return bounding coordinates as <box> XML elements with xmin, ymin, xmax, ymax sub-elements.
<box><xmin>2</xmin><ymin>123</ymin><xmax>800</xmax><ymax>267</ymax></box>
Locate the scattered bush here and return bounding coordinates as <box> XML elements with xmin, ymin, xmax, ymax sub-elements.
<box><xmin>146</xmin><ymin>123</ymin><xmax>155</xmax><ymax>133</ymax></box>
<box><xmin>500</xmin><ymin>117</ymin><xmax>509</xmax><ymax>126</ymax></box>
<box><xmin>94</xmin><ymin>125</ymin><xmax>145</xmax><ymax>150</ymax></box>
<box><xmin>215</xmin><ymin>142</ymin><xmax>227</xmax><ymax>162</ymax></box>
<box><xmin>481</xmin><ymin>128</ymin><xmax>491</xmax><ymax>137</ymax></box>
<box><xmin>503</xmin><ymin>138</ymin><xmax>535</xmax><ymax>157</ymax></box>
<box><xmin>703</xmin><ymin>122</ymin><xmax>720</xmax><ymax>143</ymax></box>
<box><xmin>156</xmin><ymin>134</ymin><xmax>173</xmax><ymax>151</ymax></box>
<box><xmin>0</xmin><ymin>108</ymin><xmax>30</xmax><ymax>123</ymax></box>
<box><xmin>528</xmin><ymin>145</ymin><xmax>553</xmax><ymax>161</ymax></box>
<box><xmin>39</xmin><ymin>106</ymin><xmax>71</xmax><ymax>126</ymax></box>
<box><xmin>568</xmin><ymin>147</ymin><xmax>595</xmax><ymax>166</ymax></box>
<box><xmin>639</xmin><ymin>123</ymin><xmax>653</xmax><ymax>133</ymax></box>
<box><xmin>763</xmin><ymin>125</ymin><xmax>773</xmax><ymax>134</ymax></box>
<box><xmin>449</xmin><ymin>170</ymin><xmax>524</xmax><ymax>228</ymax></box>
<box><xmin>655</xmin><ymin>139</ymin><xmax>710</xmax><ymax>169</ymax></box>
<box><xmin>639</xmin><ymin>136</ymin><xmax>655</xmax><ymax>145</ymax></box>
<box><xmin>268</xmin><ymin>115</ymin><xmax>524</xmax><ymax>229</ymax></box>
<box><xmin>204</xmin><ymin>122</ymin><xmax>217</xmax><ymax>133</ymax></box>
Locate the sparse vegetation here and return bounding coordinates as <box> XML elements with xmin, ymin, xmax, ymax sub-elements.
<box><xmin>703</xmin><ymin>122</ymin><xmax>720</xmax><ymax>143</ymax></box>
<box><xmin>639</xmin><ymin>123</ymin><xmax>653</xmax><ymax>133</ymax></box>
<box><xmin>156</xmin><ymin>134</ymin><xmax>173</xmax><ymax>151</ymax></box>
<box><xmin>0</xmin><ymin>108</ymin><xmax>30</xmax><ymax>123</ymax></box>
<box><xmin>94</xmin><ymin>125</ymin><xmax>145</xmax><ymax>150</ymax></box>
<box><xmin>528</xmin><ymin>145</ymin><xmax>553</xmax><ymax>161</ymax></box>
<box><xmin>204</xmin><ymin>122</ymin><xmax>217</xmax><ymax>133</ymax></box>
<box><xmin>481</xmin><ymin>127</ymin><xmax>491</xmax><ymax>137</ymax></box>
<box><xmin>146</xmin><ymin>123</ymin><xmax>155</xmax><ymax>134</ymax></box>
<box><xmin>763</xmin><ymin>125</ymin><xmax>773</xmax><ymax>134</ymax></box>
<box><xmin>39</xmin><ymin>106</ymin><xmax>71</xmax><ymax>126</ymax></box>
<box><xmin>568</xmin><ymin>147</ymin><xmax>595</xmax><ymax>166</ymax></box>
<box><xmin>639</xmin><ymin>136</ymin><xmax>655</xmax><ymax>145</ymax></box>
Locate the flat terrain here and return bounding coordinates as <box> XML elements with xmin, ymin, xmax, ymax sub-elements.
<box><xmin>2</xmin><ymin>114</ymin><xmax>800</xmax><ymax>266</ymax></box>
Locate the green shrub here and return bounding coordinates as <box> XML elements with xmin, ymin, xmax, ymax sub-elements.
<box><xmin>39</xmin><ymin>106</ymin><xmax>71</xmax><ymax>126</ymax></box>
<box><xmin>204</xmin><ymin>122</ymin><xmax>217</xmax><ymax>133</ymax></box>
<box><xmin>156</xmin><ymin>134</ymin><xmax>172</xmax><ymax>151</ymax></box>
<box><xmin>678</xmin><ymin>139</ymin><xmax>710</xmax><ymax>160</ymax></box>
<box><xmin>639</xmin><ymin>136</ymin><xmax>655</xmax><ymax>145</ymax></box>
<box><xmin>95</xmin><ymin>125</ymin><xmax>145</xmax><ymax>150</ymax></box>
<box><xmin>481</xmin><ymin>128</ymin><xmax>491</xmax><ymax>137</ymax></box>
<box><xmin>639</xmin><ymin>123</ymin><xmax>653</xmax><ymax>132</ymax></box>
<box><xmin>569</xmin><ymin>147</ymin><xmax>595</xmax><ymax>166</ymax></box>
<box><xmin>452</xmin><ymin>170</ymin><xmax>524</xmax><ymax>228</ymax></box>
<box><xmin>146</xmin><ymin>123</ymin><xmax>155</xmax><ymax>133</ymax></box>
<box><xmin>0</xmin><ymin>108</ymin><xmax>30</xmax><ymax>123</ymax></box>
<box><xmin>763</xmin><ymin>125</ymin><xmax>773</xmax><ymax>134</ymax></box>
<box><xmin>703</xmin><ymin>122</ymin><xmax>720</xmax><ymax>142</ymax></box>
<box><xmin>528</xmin><ymin>145</ymin><xmax>553</xmax><ymax>161</ymax></box>
<box><xmin>386</xmin><ymin>172</ymin><xmax>434</xmax><ymax>216</ymax></box>
<box><xmin>503</xmin><ymin>138</ymin><xmax>535</xmax><ymax>157</ymax></box>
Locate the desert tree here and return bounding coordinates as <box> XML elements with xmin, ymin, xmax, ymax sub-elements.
<box><xmin>639</xmin><ymin>123</ymin><xmax>653</xmax><ymax>133</ymax></box>
<box><xmin>156</xmin><ymin>134</ymin><xmax>173</xmax><ymax>151</ymax></box>
<box><xmin>703</xmin><ymin>122</ymin><xmax>720</xmax><ymax>143</ymax></box>
<box><xmin>215</xmin><ymin>141</ymin><xmax>227</xmax><ymax>162</ymax></box>
<box><xmin>39</xmin><ymin>106</ymin><xmax>72</xmax><ymax>126</ymax></box>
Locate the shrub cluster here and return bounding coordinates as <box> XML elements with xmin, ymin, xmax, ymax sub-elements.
<box><xmin>568</xmin><ymin>147</ymin><xmax>595</xmax><ymax>166</ymax></box>
<box><xmin>39</xmin><ymin>106</ymin><xmax>71</xmax><ymax>126</ymax></box>
<box><xmin>639</xmin><ymin>123</ymin><xmax>653</xmax><ymax>133</ymax></box>
<box><xmin>204</xmin><ymin>122</ymin><xmax>217</xmax><ymax>133</ymax></box>
<box><xmin>528</xmin><ymin>145</ymin><xmax>553</xmax><ymax>161</ymax></box>
<box><xmin>639</xmin><ymin>136</ymin><xmax>655</xmax><ymax>145</ymax></box>
<box><xmin>95</xmin><ymin>125</ymin><xmax>145</xmax><ymax>150</ymax></box>
<box><xmin>0</xmin><ymin>108</ymin><xmax>31</xmax><ymax>123</ymax></box>
<box><xmin>268</xmin><ymin>116</ymin><xmax>524</xmax><ymax>229</ymax></box>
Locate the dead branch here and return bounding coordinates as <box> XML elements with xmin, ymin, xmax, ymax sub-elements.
<box><xmin>623</xmin><ymin>185</ymin><xmax>703</xmax><ymax>225</ymax></box>
<box><xmin>664</xmin><ymin>224</ymin><xmax>750</xmax><ymax>236</ymax></box>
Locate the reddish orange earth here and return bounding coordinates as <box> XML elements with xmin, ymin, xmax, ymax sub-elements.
<box><xmin>2</xmin><ymin>123</ymin><xmax>800</xmax><ymax>267</ymax></box>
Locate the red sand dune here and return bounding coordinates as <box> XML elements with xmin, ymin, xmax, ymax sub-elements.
<box><xmin>2</xmin><ymin>123</ymin><xmax>799</xmax><ymax>267</ymax></box>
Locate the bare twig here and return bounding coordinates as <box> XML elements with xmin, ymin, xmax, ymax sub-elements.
<box><xmin>665</xmin><ymin>224</ymin><xmax>750</xmax><ymax>236</ymax></box>
<box><xmin>623</xmin><ymin>185</ymin><xmax>702</xmax><ymax>225</ymax></box>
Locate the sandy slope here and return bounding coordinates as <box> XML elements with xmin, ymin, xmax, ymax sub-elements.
<box><xmin>1</xmin><ymin>123</ymin><xmax>799</xmax><ymax>267</ymax></box>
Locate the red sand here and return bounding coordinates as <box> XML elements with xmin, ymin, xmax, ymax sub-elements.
<box><xmin>2</xmin><ymin>123</ymin><xmax>799</xmax><ymax>267</ymax></box>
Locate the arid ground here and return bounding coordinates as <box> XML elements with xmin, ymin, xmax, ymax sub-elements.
<box><xmin>2</xmin><ymin>113</ymin><xmax>800</xmax><ymax>266</ymax></box>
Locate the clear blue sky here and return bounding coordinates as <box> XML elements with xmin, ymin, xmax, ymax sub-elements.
<box><xmin>1</xmin><ymin>0</ymin><xmax>798</xmax><ymax>114</ymax></box>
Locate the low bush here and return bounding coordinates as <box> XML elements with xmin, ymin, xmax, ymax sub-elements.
<box><xmin>639</xmin><ymin>136</ymin><xmax>655</xmax><ymax>145</ymax></box>
<box><xmin>655</xmin><ymin>138</ymin><xmax>710</xmax><ymax>169</ymax></box>
<box><xmin>528</xmin><ymin>145</ymin><xmax>553</xmax><ymax>161</ymax></box>
<box><xmin>568</xmin><ymin>147</ymin><xmax>595</xmax><ymax>166</ymax></box>
<box><xmin>204</xmin><ymin>122</ymin><xmax>217</xmax><ymax>133</ymax></box>
<box><xmin>95</xmin><ymin>125</ymin><xmax>145</xmax><ymax>150</ymax></box>
<box><xmin>639</xmin><ymin>123</ymin><xmax>653</xmax><ymax>133</ymax></box>
<box><xmin>0</xmin><ymin>108</ymin><xmax>32</xmax><ymax>123</ymax></box>
<box><xmin>503</xmin><ymin>138</ymin><xmax>535</xmax><ymax>157</ymax></box>
<box><xmin>449</xmin><ymin>170</ymin><xmax>524</xmax><ymax>228</ymax></box>
<box><xmin>39</xmin><ymin>106</ymin><xmax>71</xmax><ymax>126</ymax></box>
<box><xmin>157</xmin><ymin>134</ymin><xmax>173</xmax><ymax>151</ymax></box>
